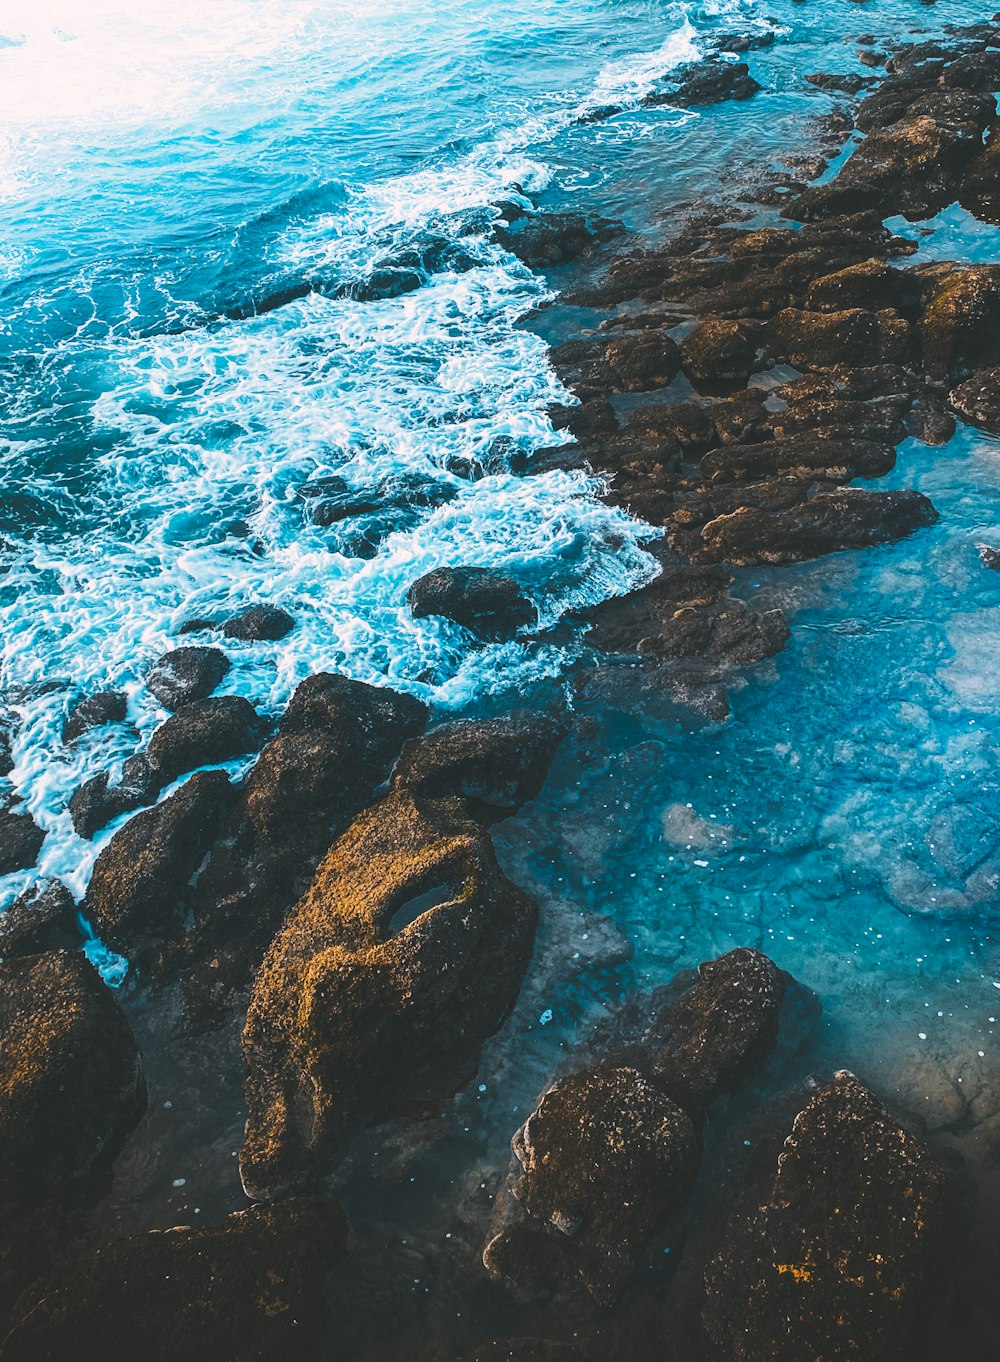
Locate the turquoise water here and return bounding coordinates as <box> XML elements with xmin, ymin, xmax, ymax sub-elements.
<box><xmin>3</xmin><ymin>0</ymin><xmax>1000</xmax><ymax>1345</ymax></box>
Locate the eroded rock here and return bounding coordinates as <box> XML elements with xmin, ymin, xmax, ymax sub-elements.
<box><xmin>62</xmin><ymin>691</ymin><xmax>128</xmax><ymax>744</ymax></box>
<box><xmin>240</xmin><ymin>789</ymin><xmax>538</xmax><ymax>1199</ymax></box>
<box><xmin>0</xmin><ymin>881</ymin><xmax>80</xmax><ymax>958</ymax></box>
<box><xmin>146</xmin><ymin>646</ymin><xmax>230</xmax><ymax>710</ymax></box>
<box><xmin>222</xmin><ymin>604</ymin><xmax>295</xmax><ymax>642</ymax></box>
<box><xmin>407</xmin><ymin>567</ymin><xmax>536</xmax><ymax>637</ymax></box>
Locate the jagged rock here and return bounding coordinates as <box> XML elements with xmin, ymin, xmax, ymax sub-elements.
<box><xmin>979</xmin><ymin>543</ymin><xmax>1000</xmax><ymax>570</ymax></box>
<box><xmin>789</xmin><ymin>92</ymin><xmax>992</xmax><ymax>222</ymax></box>
<box><xmin>804</xmin><ymin>259</ymin><xmax>924</xmax><ymax>317</ymax></box>
<box><xmin>0</xmin><ymin>881</ymin><xmax>80</xmax><ymax>958</ymax></box>
<box><xmin>688</xmin><ymin>487</ymin><xmax>938</xmax><ymax>565</ymax></box>
<box><xmin>0</xmin><ymin>950</ymin><xmax>144</xmax><ymax>1200</ymax></box>
<box><xmin>962</xmin><ymin>119</ymin><xmax>1000</xmax><ymax>222</ymax></box>
<box><xmin>949</xmin><ymin>366</ymin><xmax>1000</xmax><ymax>432</ymax></box>
<box><xmin>655</xmin><ymin>59</ymin><xmax>761</xmax><ymax>108</ymax></box>
<box><xmin>146</xmin><ymin>696</ymin><xmax>269</xmax><ymax>784</ymax></box>
<box><xmin>642</xmin><ymin>948</ymin><xmax>787</xmax><ymax>1112</ymax></box>
<box><xmin>0</xmin><ymin>1199</ymin><xmax>349</xmax><ymax>1362</ymax></box>
<box><xmin>68</xmin><ymin>755</ymin><xmax>159</xmax><ymax>840</ymax></box>
<box><xmin>764</xmin><ymin>307</ymin><xmax>912</xmax><ymax>372</ymax></box>
<box><xmin>390</xmin><ymin>713</ymin><xmax>564</xmax><ymax>812</ymax></box>
<box><xmin>222</xmin><ymin>604</ymin><xmax>295</xmax><ymax>642</ymax></box>
<box><xmin>680</xmin><ymin>318</ymin><xmax>761</xmax><ymax>387</ymax></box>
<box><xmin>483</xmin><ymin>1066</ymin><xmax>698</xmax><ymax>1307</ymax></box>
<box><xmin>0</xmin><ymin>732</ymin><xmax>11</xmax><ymax>779</ymax></box>
<box><xmin>407</xmin><ymin>566</ymin><xmax>536</xmax><ymax>637</ymax></box>
<box><xmin>695</xmin><ymin>1073</ymin><xmax>964</xmax><ymax>1362</ymax></box>
<box><xmin>550</xmin><ymin>333</ymin><xmax>682</xmax><ymax>399</ymax></box>
<box><xmin>85</xmin><ymin>770</ymin><xmax>235</xmax><ymax>959</ymax></box>
<box><xmin>905</xmin><ymin>398</ymin><xmax>958</xmax><ymax>445</ymax></box>
<box><xmin>494</xmin><ymin>212</ymin><xmax>621</xmax><ymax>266</ymax></box>
<box><xmin>700</xmin><ymin>436</ymin><xmax>896</xmax><ymax>484</ymax></box>
<box><xmin>0</xmin><ymin>804</ymin><xmax>44</xmax><ymax>875</ymax></box>
<box><xmin>240</xmin><ymin>789</ymin><xmax>538</xmax><ymax>1199</ymax></box>
<box><xmin>918</xmin><ymin>265</ymin><xmax>1000</xmax><ymax>381</ymax></box>
<box><xmin>145</xmin><ymin>646</ymin><xmax>230</xmax><ymax>710</ymax></box>
<box><xmin>62</xmin><ymin>691</ymin><xmax>128</xmax><ymax>744</ymax></box>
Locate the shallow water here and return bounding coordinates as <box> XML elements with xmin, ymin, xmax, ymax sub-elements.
<box><xmin>4</xmin><ymin>0</ymin><xmax>1000</xmax><ymax>1351</ymax></box>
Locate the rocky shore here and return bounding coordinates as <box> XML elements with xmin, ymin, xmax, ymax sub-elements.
<box><xmin>3</xmin><ymin>13</ymin><xmax>1000</xmax><ymax>1362</ymax></box>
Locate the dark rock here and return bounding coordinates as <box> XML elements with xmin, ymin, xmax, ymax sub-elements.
<box><xmin>483</xmin><ymin>1065</ymin><xmax>698</xmax><ymax>1307</ymax></box>
<box><xmin>0</xmin><ymin>1199</ymin><xmax>350</xmax><ymax>1362</ymax></box>
<box><xmin>146</xmin><ymin>696</ymin><xmax>269</xmax><ymax>784</ymax></box>
<box><xmin>643</xmin><ymin>948</ymin><xmax>787</xmax><ymax>1112</ymax></box>
<box><xmin>146</xmin><ymin>646</ymin><xmax>230</xmax><ymax>710</ymax></box>
<box><xmin>548</xmin><ymin>398</ymin><xmax>618</xmax><ymax>438</ymax></box>
<box><xmin>68</xmin><ymin>756</ymin><xmax>159</xmax><ymax>840</ymax></box>
<box><xmin>657</xmin><ymin>59</ymin><xmax>761</xmax><ymax>109</ymax></box>
<box><xmin>680</xmin><ymin>318</ymin><xmax>761</xmax><ymax>387</ymax></box>
<box><xmin>918</xmin><ymin>265</ymin><xmax>1000</xmax><ymax>381</ymax></box>
<box><xmin>222</xmin><ymin>604</ymin><xmax>295</xmax><ymax>642</ymax></box>
<box><xmin>240</xmin><ymin>789</ymin><xmax>538</xmax><ymax>1199</ymax></box>
<box><xmin>689</xmin><ymin>487</ymin><xmax>938</xmax><ymax>565</ymax></box>
<box><xmin>640</xmin><ymin>599</ymin><xmax>791</xmax><ymax>669</ymax></box>
<box><xmin>949</xmin><ymin>366</ymin><xmax>1000</xmax><ymax>432</ymax></box>
<box><xmin>763</xmin><ymin>395</ymin><xmax>909</xmax><ymax>446</ymax></box>
<box><xmin>700</xmin><ymin>436</ymin><xmax>896</xmax><ymax>484</ymax></box>
<box><xmin>905</xmin><ymin>398</ymin><xmax>957</xmax><ymax>445</ymax></box>
<box><xmin>85</xmin><ymin>770</ymin><xmax>235</xmax><ymax>959</ymax></box>
<box><xmin>764</xmin><ymin>307</ymin><xmax>912</xmax><ymax>371</ymax></box>
<box><xmin>62</xmin><ymin>691</ymin><xmax>128</xmax><ymax>744</ymax></box>
<box><xmin>0</xmin><ymin>881</ymin><xmax>81</xmax><ymax>958</ymax></box>
<box><xmin>407</xmin><ymin>566</ymin><xmax>536</xmax><ymax>637</ymax></box>
<box><xmin>494</xmin><ymin>213</ymin><xmax>622</xmax><ymax>267</ymax></box>
<box><xmin>391</xmin><ymin>713</ymin><xmax>564</xmax><ymax>812</ymax></box>
<box><xmin>962</xmin><ymin>119</ymin><xmax>1000</xmax><ymax>223</ymax></box>
<box><xmin>695</xmin><ymin>1073</ymin><xmax>964</xmax><ymax>1362</ymax></box>
<box><xmin>804</xmin><ymin>71</ymin><xmax>875</xmax><ymax>95</ymax></box>
<box><xmin>0</xmin><ymin>732</ymin><xmax>11</xmax><ymax>779</ymax></box>
<box><xmin>0</xmin><ymin>950</ymin><xmax>144</xmax><ymax>1196</ymax></box>
<box><xmin>550</xmin><ymin>333</ymin><xmax>682</xmax><ymax>399</ymax></box>
<box><xmin>980</xmin><ymin>543</ymin><xmax>1000</xmax><ymax>570</ymax></box>
<box><xmin>0</xmin><ymin>804</ymin><xmax>44</xmax><ymax>875</ymax></box>
<box><xmin>804</xmin><ymin>258</ymin><xmax>923</xmax><ymax>317</ymax></box>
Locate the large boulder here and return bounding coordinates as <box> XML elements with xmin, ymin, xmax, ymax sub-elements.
<box><xmin>0</xmin><ymin>1199</ymin><xmax>349</xmax><ymax>1362</ymax></box>
<box><xmin>763</xmin><ymin>308</ymin><xmax>912</xmax><ymax>372</ymax></box>
<box><xmin>390</xmin><ymin>713</ymin><xmax>564</xmax><ymax>813</ymax></box>
<box><xmin>949</xmin><ymin>365</ymin><xmax>1000</xmax><ymax>432</ymax></box>
<box><xmin>918</xmin><ymin>264</ymin><xmax>1000</xmax><ymax>381</ymax></box>
<box><xmin>804</xmin><ymin>258</ymin><xmax>924</xmax><ymax>316</ymax></box>
<box><xmin>680</xmin><ymin>318</ymin><xmax>761</xmax><ymax>387</ymax></box>
<box><xmin>693</xmin><ymin>1073</ymin><xmax>963</xmax><ymax>1362</ymax></box>
<box><xmin>407</xmin><ymin>567</ymin><xmax>536</xmax><ymax>638</ymax></box>
<box><xmin>0</xmin><ymin>881</ymin><xmax>80</xmax><ymax>959</ymax></box>
<box><xmin>85</xmin><ymin>770</ymin><xmax>235</xmax><ymax>960</ymax></box>
<box><xmin>699</xmin><ymin>436</ymin><xmax>896</xmax><ymax>485</ymax></box>
<box><xmin>68</xmin><ymin>755</ymin><xmax>159</xmax><ymax>840</ymax></box>
<box><xmin>550</xmin><ymin>334</ymin><xmax>682</xmax><ymax>400</ymax></box>
<box><xmin>145</xmin><ymin>646</ymin><xmax>230</xmax><ymax>710</ymax></box>
<box><xmin>643</xmin><ymin>948</ymin><xmax>787</xmax><ymax>1112</ymax></box>
<box><xmin>690</xmin><ymin>488</ymin><xmax>938</xmax><ymax>566</ymax></box>
<box><xmin>0</xmin><ymin>803</ymin><xmax>44</xmax><ymax>875</ymax></box>
<box><xmin>483</xmin><ymin>1065</ymin><xmax>698</xmax><ymax>1307</ymax></box>
<box><xmin>146</xmin><ymin>696</ymin><xmax>269</xmax><ymax>784</ymax></box>
<box><xmin>0</xmin><ymin>950</ymin><xmax>144</xmax><ymax>1212</ymax></box>
<box><xmin>240</xmin><ymin>789</ymin><xmax>538</xmax><ymax>1200</ymax></box>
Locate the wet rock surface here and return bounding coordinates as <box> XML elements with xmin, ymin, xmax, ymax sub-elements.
<box><xmin>62</xmin><ymin>690</ymin><xmax>128</xmax><ymax>743</ymax></box>
<box><xmin>669</xmin><ymin>1073</ymin><xmax>964</xmax><ymax>1362</ymax></box>
<box><xmin>0</xmin><ymin>802</ymin><xmax>44</xmax><ymax>875</ymax></box>
<box><xmin>222</xmin><ymin>603</ymin><xmax>296</xmax><ymax>641</ymax></box>
<box><xmin>240</xmin><ymin>788</ymin><xmax>541</xmax><ymax>1200</ymax></box>
<box><xmin>0</xmin><ymin>1199</ymin><xmax>350</xmax><ymax>1362</ymax></box>
<box><xmin>408</xmin><ymin>567</ymin><xmax>537</xmax><ymax>637</ymax></box>
<box><xmin>0</xmin><ymin>881</ymin><xmax>81</xmax><ymax>958</ymax></box>
<box><xmin>145</xmin><ymin>646</ymin><xmax>231</xmax><ymax>710</ymax></box>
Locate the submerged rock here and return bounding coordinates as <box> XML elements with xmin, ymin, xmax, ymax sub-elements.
<box><xmin>0</xmin><ymin>1199</ymin><xmax>349</xmax><ymax>1362</ymax></box>
<box><xmin>222</xmin><ymin>603</ymin><xmax>295</xmax><ymax>642</ymax></box>
<box><xmin>0</xmin><ymin>880</ymin><xmax>81</xmax><ymax>958</ymax></box>
<box><xmin>494</xmin><ymin>212</ymin><xmax>622</xmax><ymax>266</ymax></box>
<box><xmin>484</xmin><ymin>1065</ymin><xmax>698</xmax><ymax>1307</ymax></box>
<box><xmin>145</xmin><ymin>646</ymin><xmax>230</xmax><ymax>710</ymax></box>
<box><xmin>240</xmin><ymin>789</ymin><xmax>538</xmax><ymax>1200</ymax></box>
<box><xmin>694</xmin><ymin>1073</ymin><xmax>963</xmax><ymax>1362</ymax></box>
<box><xmin>62</xmin><ymin>691</ymin><xmax>128</xmax><ymax>744</ymax></box>
<box><xmin>407</xmin><ymin>566</ymin><xmax>536</xmax><ymax>637</ymax></box>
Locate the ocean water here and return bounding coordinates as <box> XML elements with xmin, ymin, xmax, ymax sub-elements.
<box><xmin>4</xmin><ymin>0</ymin><xmax>1000</xmax><ymax>1344</ymax></box>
